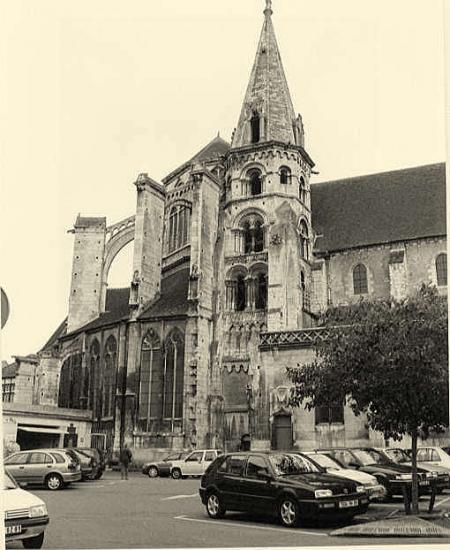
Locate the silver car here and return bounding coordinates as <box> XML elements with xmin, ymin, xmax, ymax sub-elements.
<box><xmin>4</xmin><ymin>449</ymin><xmax>82</xmax><ymax>490</ymax></box>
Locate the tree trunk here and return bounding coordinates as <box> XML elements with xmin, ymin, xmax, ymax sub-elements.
<box><xmin>411</xmin><ymin>429</ymin><xmax>419</xmax><ymax>515</ymax></box>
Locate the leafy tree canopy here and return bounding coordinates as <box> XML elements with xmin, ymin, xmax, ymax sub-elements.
<box><xmin>287</xmin><ymin>285</ymin><xmax>449</xmax><ymax>440</ymax></box>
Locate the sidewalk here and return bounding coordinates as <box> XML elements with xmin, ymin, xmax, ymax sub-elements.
<box><xmin>331</xmin><ymin>510</ymin><xmax>450</xmax><ymax>538</ymax></box>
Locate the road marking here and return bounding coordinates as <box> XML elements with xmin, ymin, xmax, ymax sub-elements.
<box><xmin>162</xmin><ymin>493</ymin><xmax>198</xmax><ymax>501</ymax></box>
<box><xmin>387</xmin><ymin>509</ymin><xmax>399</xmax><ymax>517</ymax></box>
<box><xmin>174</xmin><ymin>515</ymin><xmax>328</xmax><ymax>536</ymax></box>
<box><xmin>434</xmin><ymin>496</ymin><xmax>450</xmax><ymax>508</ymax></box>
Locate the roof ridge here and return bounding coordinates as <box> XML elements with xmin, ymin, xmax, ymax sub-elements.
<box><xmin>313</xmin><ymin>162</ymin><xmax>446</xmax><ymax>187</ymax></box>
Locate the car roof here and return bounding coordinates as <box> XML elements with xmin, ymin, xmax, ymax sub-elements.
<box><xmin>12</xmin><ymin>448</ymin><xmax>66</xmax><ymax>453</ymax></box>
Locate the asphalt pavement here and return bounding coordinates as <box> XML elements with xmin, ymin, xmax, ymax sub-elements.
<box><xmin>6</xmin><ymin>470</ymin><xmax>450</xmax><ymax>549</ymax></box>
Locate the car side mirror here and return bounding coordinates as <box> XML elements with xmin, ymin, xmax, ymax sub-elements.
<box><xmin>257</xmin><ymin>470</ymin><xmax>272</xmax><ymax>481</ymax></box>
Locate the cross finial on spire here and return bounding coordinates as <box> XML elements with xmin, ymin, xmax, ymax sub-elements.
<box><xmin>264</xmin><ymin>0</ymin><xmax>273</xmax><ymax>17</ymax></box>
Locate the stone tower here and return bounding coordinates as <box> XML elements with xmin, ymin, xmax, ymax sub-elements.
<box><xmin>67</xmin><ymin>216</ymin><xmax>106</xmax><ymax>333</ymax></box>
<box><xmin>223</xmin><ymin>0</ymin><xmax>315</xmax><ymax>333</ymax></box>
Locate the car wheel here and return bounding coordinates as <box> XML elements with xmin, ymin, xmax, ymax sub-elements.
<box><xmin>22</xmin><ymin>532</ymin><xmax>45</xmax><ymax>549</ymax></box>
<box><xmin>278</xmin><ymin>496</ymin><xmax>300</xmax><ymax>528</ymax></box>
<box><xmin>148</xmin><ymin>466</ymin><xmax>159</xmax><ymax>478</ymax></box>
<box><xmin>171</xmin><ymin>468</ymin><xmax>182</xmax><ymax>479</ymax></box>
<box><xmin>206</xmin><ymin>492</ymin><xmax>225</xmax><ymax>519</ymax></box>
<box><xmin>45</xmin><ymin>473</ymin><xmax>63</xmax><ymax>491</ymax></box>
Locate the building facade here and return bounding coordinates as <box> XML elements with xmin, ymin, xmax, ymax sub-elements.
<box><xmin>6</xmin><ymin>3</ymin><xmax>447</xmax><ymax>462</ymax></box>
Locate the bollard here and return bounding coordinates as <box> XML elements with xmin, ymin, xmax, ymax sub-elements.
<box><xmin>402</xmin><ymin>482</ymin><xmax>411</xmax><ymax>515</ymax></box>
<box><xmin>428</xmin><ymin>480</ymin><xmax>437</xmax><ymax>513</ymax></box>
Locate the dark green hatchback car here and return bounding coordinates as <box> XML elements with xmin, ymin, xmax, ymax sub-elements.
<box><xmin>199</xmin><ymin>451</ymin><xmax>369</xmax><ymax>527</ymax></box>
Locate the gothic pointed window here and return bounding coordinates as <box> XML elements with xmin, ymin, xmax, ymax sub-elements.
<box><xmin>89</xmin><ymin>340</ymin><xmax>100</xmax><ymax>413</ymax></box>
<box><xmin>248</xmin><ymin>169</ymin><xmax>262</xmax><ymax>196</ymax></box>
<box><xmin>353</xmin><ymin>264</ymin><xmax>368</xmax><ymax>295</ymax></box>
<box><xmin>250</xmin><ymin>110</ymin><xmax>260</xmax><ymax>143</ymax></box>
<box><xmin>139</xmin><ymin>331</ymin><xmax>163</xmax><ymax>431</ymax></box>
<box><xmin>167</xmin><ymin>204</ymin><xmax>191</xmax><ymax>253</ymax></box>
<box><xmin>436</xmin><ymin>254</ymin><xmax>447</xmax><ymax>286</ymax></box>
<box><xmin>58</xmin><ymin>354</ymin><xmax>82</xmax><ymax>409</ymax></box>
<box><xmin>280</xmin><ymin>167</ymin><xmax>291</xmax><ymax>184</ymax></box>
<box><xmin>163</xmin><ymin>330</ymin><xmax>184</xmax><ymax>421</ymax></box>
<box><xmin>102</xmin><ymin>336</ymin><xmax>117</xmax><ymax>418</ymax></box>
<box><xmin>299</xmin><ymin>220</ymin><xmax>309</xmax><ymax>260</ymax></box>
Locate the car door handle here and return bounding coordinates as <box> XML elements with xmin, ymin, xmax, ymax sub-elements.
<box><xmin>19</xmin><ymin>466</ymin><xmax>25</xmax><ymax>469</ymax></box>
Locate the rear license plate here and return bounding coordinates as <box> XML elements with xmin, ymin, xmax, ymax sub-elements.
<box><xmin>419</xmin><ymin>481</ymin><xmax>429</xmax><ymax>486</ymax></box>
<box><xmin>6</xmin><ymin>524</ymin><xmax>22</xmax><ymax>535</ymax></box>
<box><xmin>339</xmin><ymin>499</ymin><xmax>358</xmax><ymax>508</ymax></box>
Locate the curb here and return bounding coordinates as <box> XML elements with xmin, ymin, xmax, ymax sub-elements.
<box><xmin>331</xmin><ymin>516</ymin><xmax>450</xmax><ymax>538</ymax></box>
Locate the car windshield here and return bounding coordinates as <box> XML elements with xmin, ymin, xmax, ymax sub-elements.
<box><xmin>385</xmin><ymin>449</ymin><xmax>410</xmax><ymax>464</ymax></box>
<box><xmin>269</xmin><ymin>453</ymin><xmax>320</xmax><ymax>475</ymax></box>
<box><xmin>3</xmin><ymin>471</ymin><xmax>18</xmax><ymax>490</ymax></box>
<box><xmin>74</xmin><ymin>449</ymin><xmax>92</xmax><ymax>459</ymax></box>
<box><xmin>352</xmin><ymin>450</ymin><xmax>378</xmax><ymax>466</ymax></box>
<box><xmin>311</xmin><ymin>454</ymin><xmax>342</xmax><ymax>469</ymax></box>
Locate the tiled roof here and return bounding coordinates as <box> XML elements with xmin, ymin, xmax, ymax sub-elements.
<box><xmin>74</xmin><ymin>216</ymin><xmax>106</xmax><ymax>229</ymax></box>
<box><xmin>311</xmin><ymin>163</ymin><xmax>446</xmax><ymax>254</ymax></box>
<box><xmin>74</xmin><ymin>287</ymin><xmax>131</xmax><ymax>334</ymax></box>
<box><xmin>139</xmin><ymin>268</ymin><xmax>190</xmax><ymax>320</ymax></box>
<box><xmin>13</xmin><ymin>354</ymin><xmax>39</xmax><ymax>364</ymax></box>
<box><xmin>189</xmin><ymin>135</ymin><xmax>230</xmax><ymax>163</ymax></box>
<box><xmin>2</xmin><ymin>362</ymin><xmax>18</xmax><ymax>378</ymax></box>
<box><xmin>40</xmin><ymin>318</ymin><xmax>67</xmax><ymax>351</ymax></box>
<box><xmin>163</xmin><ymin>135</ymin><xmax>230</xmax><ymax>183</ymax></box>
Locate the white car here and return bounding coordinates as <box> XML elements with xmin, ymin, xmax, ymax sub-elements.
<box><xmin>170</xmin><ymin>449</ymin><xmax>222</xmax><ymax>479</ymax></box>
<box><xmin>380</xmin><ymin>447</ymin><xmax>450</xmax><ymax>493</ymax></box>
<box><xmin>303</xmin><ymin>451</ymin><xmax>386</xmax><ymax>500</ymax></box>
<box><xmin>415</xmin><ymin>446</ymin><xmax>450</xmax><ymax>472</ymax></box>
<box><xmin>3</xmin><ymin>470</ymin><xmax>49</xmax><ymax>548</ymax></box>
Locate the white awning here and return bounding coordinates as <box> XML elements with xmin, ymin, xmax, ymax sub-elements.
<box><xmin>17</xmin><ymin>426</ymin><xmax>65</xmax><ymax>434</ymax></box>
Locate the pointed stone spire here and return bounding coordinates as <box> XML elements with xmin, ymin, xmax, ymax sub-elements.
<box><xmin>231</xmin><ymin>1</ymin><xmax>300</xmax><ymax>149</ymax></box>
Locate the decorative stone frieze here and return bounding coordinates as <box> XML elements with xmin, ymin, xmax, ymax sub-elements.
<box><xmin>260</xmin><ymin>327</ymin><xmax>331</xmax><ymax>350</ymax></box>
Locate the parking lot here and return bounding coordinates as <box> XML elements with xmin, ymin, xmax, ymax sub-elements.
<box><xmin>6</xmin><ymin>470</ymin><xmax>450</xmax><ymax>548</ymax></box>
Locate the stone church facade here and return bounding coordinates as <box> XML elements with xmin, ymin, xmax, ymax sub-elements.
<box><xmin>29</xmin><ymin>3</ymin><xmax>447</xmax><ymax>462</ymax></box>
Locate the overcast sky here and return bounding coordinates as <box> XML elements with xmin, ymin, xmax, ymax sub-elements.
<box><xmin>1</xmin><ymin>0</ymin><xmax>448</xmax><ymax>361</ymax></box>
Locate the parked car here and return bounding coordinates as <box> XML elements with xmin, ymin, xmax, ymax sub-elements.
<box><xmin>377</xmin><ymin>448</ymin><xmax>450</xmax><ymax>492</ymax></box>
<box><xmin>170</xmin><ymin>449</ymin><xmax>223</xmax><ymax>479</ymax></box>
<box><xmin>322</xmin><ymin>447</ymin><xmax>433</xmax><ymax>499</ymax></box>
<box><xmin>70</xmin><ymin>447</ymin><xmax>105</xmax><ymax>480</ymax></box>
<box><xmin>4</xmin><ymin>449</ymin><xmax>81</xmax><ymax>491</ymax></box>
<box><xmin>63</xmin><ymin>448</ymin><xmax>97</xmax><ymax>480</ymax></box>
<box><xmin>303</xmin><ymin>451</ymin><xmax>386</xmax><ymax>500</ymax></box>
<box><xmin>199</xmin><ymin>451</ymin><xmax>369</xmax><ymax>527</ymax></box>
<box><xmin>142</xmin><ymin>452</ymin><xmax>189</xmax><ymax>478</ymax></box>
<box><xmin>415</xmin><ymin>446</ymin><xmax>450</xmax><ymax>471</ymax></box>
<box><xmin>4</xmin><ymin>470</ymin><xmax>49</xmax><ymax>548</ymax></box>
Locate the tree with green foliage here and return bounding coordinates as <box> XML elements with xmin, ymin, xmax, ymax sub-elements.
<box><xmin>287</xmin><ymin>285</ymin><xmax>448</xmax><ymax>514</ymax></box>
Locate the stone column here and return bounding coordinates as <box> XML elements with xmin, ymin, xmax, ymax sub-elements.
<box><xmin>245</xmin><ymin>277</ymin><xmax>256</xmax><ymax>310</ymax></box>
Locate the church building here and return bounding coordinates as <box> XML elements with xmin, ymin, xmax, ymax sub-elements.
<box><xmin>12</xmin><ymin>2</ymin><xmax>447</xmax><ymax>461</ymax></box>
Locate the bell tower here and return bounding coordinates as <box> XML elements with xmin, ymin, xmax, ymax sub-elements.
<box><xmin>223</xmin><ymin>0</ymin><xmax>315</xmax><ymax>331</ymax></box>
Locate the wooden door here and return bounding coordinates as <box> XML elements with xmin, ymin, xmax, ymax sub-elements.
<box><xmin>273</xmin><ymin>414</ymin><xmax>293</xmax><ymax>450</ymax></box>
